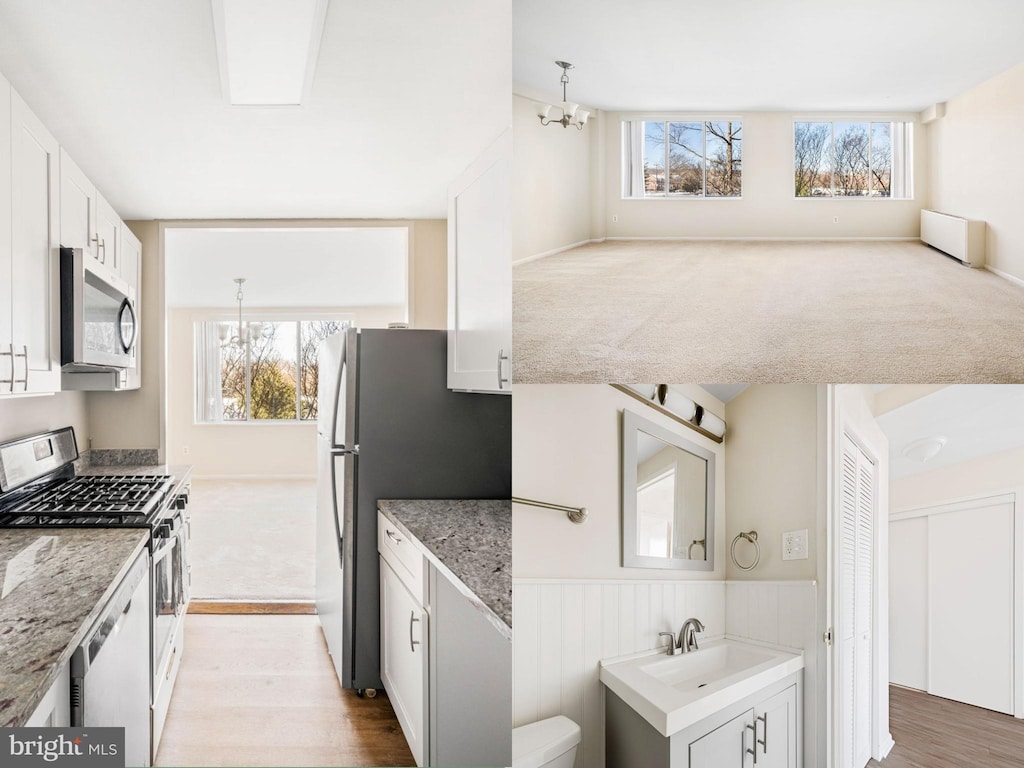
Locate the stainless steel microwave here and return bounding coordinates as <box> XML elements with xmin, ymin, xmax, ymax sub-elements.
<box><xmin>60</xmin><ymin>247</ymin><xmax>137</xmax><ymax>370</ymax></box>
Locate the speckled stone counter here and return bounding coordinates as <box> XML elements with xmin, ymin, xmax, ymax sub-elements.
<box><xmin>377</xmin><ymin>499</ymin><xmax>510</xmax><ymax>638</ymax></box>
<box><xmin>0</xmin><ymin>528</ymin><xmax>149</xmax><ymax>727</ymax></box>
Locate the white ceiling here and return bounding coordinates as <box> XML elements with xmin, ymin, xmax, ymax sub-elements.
<box><xmin>0</xmin><ymin>0</ymin><xmax>510</xmax><ymax>219</ymax></box>
<box><xmin>514</xmin><ymin>0</ymin><xmax>1024</xmax><ymax>111</ymax></box>
<box><xmin>700</xmin><ymin>384</ymin><xmax>749</xmax><ymax>405</ymax></box>
<box><xmin>165</xmin><ymin>227</ymin><xmax>407</xmax><ymax>308</ymax></box>
<box><xmin>877</xmin><ymin>385</ymin><xmax>1024</xmax><ymax>479</ymax></box>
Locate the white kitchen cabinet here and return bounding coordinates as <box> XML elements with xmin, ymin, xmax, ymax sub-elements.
<box><xmin>59</xmin><ymin>147</ymin><xmax>98</xmax><ymax>256</ymax></box>
<box><xmin>0</xmin><ymin>72</ymin><xmax>12</xmax><ymax>368</ymax></box>
<box><xmin>25</xmin><ymin>663</ymin><xmax>71</xmax><ymax>727</ymax></box>
<box><xmin>95</xmin><ymin>191</ymin><xmax>121</xmax><ymax>273</ymax></box>
<box><xmin>121</xmin><ymin>225</ymin><xmax>142</xmax><ymax>390</ymax></box>
<box><xmin>446</xmin><ymin>129</ymin><xmax>511</xmax><ymax>394</ymax></box>
<box><xmin>380</xmin><ymin>558</ymin><xmax>429</xmax><ymax>766</ymax></box>
<box><xmin>689</xmin><ymin>709</ymin><xmax>755</xmax><ymax>768</ymax></box>
<box><xmin>4</xmin><ymin>89</ymin><xmax>61</xmax><ymax>395</ymax></box>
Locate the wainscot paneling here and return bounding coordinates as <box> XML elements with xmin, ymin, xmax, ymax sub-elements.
<box><xmin>513</xmin><ymin>579</ymin><xmax>726</xmax><ymax>768</ymax></box>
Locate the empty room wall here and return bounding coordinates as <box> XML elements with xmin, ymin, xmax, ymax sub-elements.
<box><xmin>512</xmin><ymin>91</ymin><xmax>598</xmax><ymax>263</ymax></box>
<box><xmin>601</xmin><ymin>111</ymin><xmax>927</xmax><ymax>239</ymax></box>
<box><xmin>927</xmin><ymin>62</ymin><xmax>1024</xmax><ymax>283</ymax></box>
<box><xmin>891</xmin><ymin>443</ymin><xmax>1024</xmax><ymax>511</ymax></box>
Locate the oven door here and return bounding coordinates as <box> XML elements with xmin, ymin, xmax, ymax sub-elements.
<box><xmin>151</xmin><ymin>522</ymin><xmax>184</xmax><ymax>688</ymax></box>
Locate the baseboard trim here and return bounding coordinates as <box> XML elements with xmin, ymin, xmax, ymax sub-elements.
<box><xmin>188</xmin><ymin>600</ymin><xmax>317</xmax><ymax>615</ymax></box>
<box><xmin>513</xmin><ymin>238</ymin><xmax>604</xmax><ymax>266</ymax></box>
<box><xmin>880</xmin><ymin>733</ymin><xmax>896</xmax><ymax>759</ymax></box>
<box><xmin>985</xmin><ymin>264</ymin><xmax>1024</xmax><ymax>288</ymax></box>
<box><xmin>603</xmin><ymin>236</ymin><xmax>920</xmax><ymax>242</ymax></box>
<box><xmin>190</xmin><ymin>474</ymin><xmax>316</xmax><ymax>481</ymax></box>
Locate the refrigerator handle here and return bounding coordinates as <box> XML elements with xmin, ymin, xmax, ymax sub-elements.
<box><xmin>330</xmin><ymin>455</ymin><xmax>345</xmax><ymax>568</ymax></box>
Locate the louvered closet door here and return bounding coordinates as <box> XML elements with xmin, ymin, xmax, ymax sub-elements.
<box><xmin>839</xmin><ymin>435</ymin><xmax>874</xmax><ymax>768</ymax></box>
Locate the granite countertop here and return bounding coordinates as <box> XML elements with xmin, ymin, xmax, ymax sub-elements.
<box><xmin>0</xmin><ymin>528</ymin><xmax>149</xmax><ymax>727</ymax></box>
<box><xmin>377</xmin><ymin>499</ymin><xmax>510</xmax><ymax>638</ymax></box>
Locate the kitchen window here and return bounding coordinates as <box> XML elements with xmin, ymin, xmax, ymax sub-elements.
<box><xmin>194</xmin><ymin>317</ymin><xmax>351</xmax><ymax>423</ymax></box>
<box><xmin>622</xmin><ymin>119</ymin><xmax>743</xmax><ymax>198</ymax></box>
<box><xmin>794</xmin><ymin>120</ymin><xmax>913</xmax><ymax>198</ymax></box>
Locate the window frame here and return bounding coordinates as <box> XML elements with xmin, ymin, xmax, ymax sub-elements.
<box><xmin>622</xmin><ymin>115</ymin><xmax>745</xmax><ymax>201</ymax></box>
<box><xmin>193</xmin><ymin>310</ymin><xmax>355</xmax><ymax>426</ymax></box>
<box><xmin>791</xmin><ymin>116</ymin><xmax>916</xmax><ymax>201</ymax></box>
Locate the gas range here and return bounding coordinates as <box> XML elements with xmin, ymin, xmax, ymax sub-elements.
<box><xmin>0</xmin><ymin>428</ymin><xmax>177</xmax><ymax>533</ymax></box>
<box><xmin>0</xmin><ymin>473</ymin><xmax>174</xmax><ymax>527</ymax></box>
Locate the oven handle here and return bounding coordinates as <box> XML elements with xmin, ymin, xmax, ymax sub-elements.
<box><xmin>152</xmin><ymin>535</ymin><xmax>177</xmax><ymax>564</ymax></box>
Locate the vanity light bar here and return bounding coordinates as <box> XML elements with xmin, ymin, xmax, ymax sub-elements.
<box><xmin>611</xmin><ymin>384</ymin><xmax>727</xmax><ymax>443</ymax></box>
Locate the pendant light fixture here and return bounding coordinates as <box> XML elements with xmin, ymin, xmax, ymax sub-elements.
<box><xmin>536</xmin><ymin>61</ymin><xmax>590</xmax><ymax>130</ymax></box>
<box><xmin>218</xmin><ymin>278</ymin><xmax>263</xmax><ymax>349</ymax></box>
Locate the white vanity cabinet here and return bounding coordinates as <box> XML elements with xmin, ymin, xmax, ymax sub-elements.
<box><xmin>446</xmin><ymin>129</ymin><xmax>512</xmax><ymax>394</ymax></box>
<box><xmin>606</xmin><ymin>673</ymin><xmax>801</xmax><ymax>768</ymax></box>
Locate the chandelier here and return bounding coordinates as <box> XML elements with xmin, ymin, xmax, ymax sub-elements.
<box><xmin>218</xmin><ymin>278</ymin><xmax>262</xmax><ymax>349</ymax></box>
<box><xmin>536</xmin><ymin>61</ymin><xmax>589</xmax><ymax>130</ymax></box>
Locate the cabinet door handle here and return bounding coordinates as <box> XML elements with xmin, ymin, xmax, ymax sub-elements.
<box><xmin>757</xmin><ymin>713</ymin><xmax>767</xmax><ymax>754</ymax></box>
<box><xmin>409</xmin><ymin>612</ymin><xmax>421</xmax><ymax>653</ymax></box>
<box><xmin>0</xmin><ymin>344</ymin><xmax>13</xmax><ymax>393</ymax></box>
<box><xmin>386</xmin><ymin>529</ymin><xmax>402</xmax><ymax>544</ymax></box>
<box><xmin>14</xmin><ymin>345</ymin><xmax>28</xmax><ymax>392</ymax></box>
<box><xmin>745</xmin><ymin>723</ymin><xmax>757</xmax><ymax>764</ymax></box>
<box><xmin>497</xmin><ymin>348</ymin><xmax>509</xmax><ymax>389</ymax></box>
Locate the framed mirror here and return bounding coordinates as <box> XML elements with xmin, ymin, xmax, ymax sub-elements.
<box><xmin>622</xmin><ymin>409</ymin><xmax>715</xmax><ymax>571</ymax></box>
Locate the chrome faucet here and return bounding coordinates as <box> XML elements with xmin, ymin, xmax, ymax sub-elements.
<box><xmin>678</xmin><ymin>617</ymin><xmax>705</xmax><ymax>653</ymax></box>
<box><xmin>658</xmin><ymin>631</ymin><xmax>682</xmax><ymax>655</ymax></box>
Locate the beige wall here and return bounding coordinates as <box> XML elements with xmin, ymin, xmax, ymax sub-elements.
<box><xmin>512</xmin><ymin>91</ymin><xmax>597</xmax><ymax>263</ymax></box>
<box><xmin>87</xmin><ymin>221</ymin><xmax>162</xmax><ymax>452</ymax></box>
<box><xmin>512</xmin><ymin>384</ymin><xmax>726</xmax><ymax>580</ymax></box>
<box><xmin>84</xmin><ymin>219</ymin><xmax>449</xmax><ymax>460</ymax></box>
<box><xmin>167</xmin><ymin>304</ymin><xmax>402</xmax><ymax>477</ymax></box>
<box><xmin>891</xmin><ymin>444</ymin><xmax>1024</xmax><ymax>511</ymax></box>
<box><xmin>0</xmin><ymin>392</ymin><xmax>88</xmax><ymax>445</ymax></box>
<box><xmin>724</xmin><ymin>385</ymin><xmax>819</xmax><ymax>580</ymax></box>
<box><xmin>601</xmin><ymin>111</ymin><xmax>927</xmax><ymax>239</ymax></box>
<box><xmin>928</xmin><ymin>62</ymin><xmax>1024</xmax><ymax>283</ymax></box>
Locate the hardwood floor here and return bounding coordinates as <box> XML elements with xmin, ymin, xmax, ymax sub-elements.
<box><xmin>868</xmin><ymin>685</ymin><xmax>1024</xmax><ymax>768</ymax></box>
<box><xmin>155</xmin><ymin>615</ymin><xmax>414</xmax><ymax>767</ymax></box>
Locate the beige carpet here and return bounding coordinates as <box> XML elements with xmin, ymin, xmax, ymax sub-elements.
<box><xmin>513</xmin><ymin>240</ymin><xmax>1024</xmax><ymax>383</ymax></box>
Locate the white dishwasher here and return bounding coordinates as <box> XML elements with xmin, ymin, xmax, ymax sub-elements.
<box><xmin>71</xmin><ymin>549</ymin><xmax>152</xmax><ymax>768</ymax></box>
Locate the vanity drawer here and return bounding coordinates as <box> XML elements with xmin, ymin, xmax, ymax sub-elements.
<box><xmin>378</xmin><ymin>510</ymin><xmax>425</xmax><ymax>603</ymax></box>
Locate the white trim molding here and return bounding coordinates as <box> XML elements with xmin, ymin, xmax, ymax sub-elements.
<box><xmin>513</xmin><ymin>238</ymin><xmax>607</xmax><ymax>267</ymax></box>
<box><xmin>985</xmin><ymin>264</ymin><xmax>1024</xmax><ymax>289</ymax></box>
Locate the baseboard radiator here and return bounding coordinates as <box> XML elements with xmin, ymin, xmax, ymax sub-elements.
<box><xmin>920</xmin><ymin>209</ymin><xmax>986</xmax><ymax>268</ymax></box>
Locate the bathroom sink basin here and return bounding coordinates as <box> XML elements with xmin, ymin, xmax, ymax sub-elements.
<box><xmin>599</xmin><ymin>638</ymin><xmax>803</xmax><ymax>736</ymax></box>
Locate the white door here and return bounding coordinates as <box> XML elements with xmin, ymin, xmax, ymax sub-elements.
<box><xmin>928</xmin><ymin>499</ymin><xmax>1014</xmax><ymax>714</ymax></box>
<box><xmin>888</xmin><ymin>516</ymin><xmax>928</xmax><ymax>690</ymax></box>
<box><xmin>838</xmin><ymin>434</ymin><xmax>874</xmax><ymax>768</ymax></box>
<box><xmin>446</xmin><ymin>129</ymin><xmax>511</xmax><ymax>394</ymax></box>
<box><xmin>688</xmin><ymin>708</ymin><xmax>755</xmax><ymax>768</ymax></box>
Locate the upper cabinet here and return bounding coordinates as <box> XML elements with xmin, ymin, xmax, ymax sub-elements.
<box><xmin>446</xmin><ymin>130</ymin><xmax>512</xmax><ymax>394</ymax></box>
<box><xmin>59</xmin><ymin>148</ymin><xmax>98</xmax><ymax>256</ymax></box>
<box><xmin>121</xmin><ymin>225</ymin><xmax>142</xmax><ymax>391</ymax></box>
<box><xmin>0</xmin><ymin>85</ymin><xmax>61</xmax><ymax>395</ymax></box>
<box><xmin>95</xmin><ymin>192</ymin><xmax>121</xmax><ymax>274</ymax></box>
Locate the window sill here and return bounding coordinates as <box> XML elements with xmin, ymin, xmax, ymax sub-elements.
<box><xmin>622</xmin><ymin>196</ymin><xmax>744</xmax><ymax>201</ymax></box>
<box><xmin>792</xmin><ymin>196</ymin><xmax>915</xmax><ymax>201</ymax></box>
<box><xmin>192</xmin><ymin>421</ymin><xmax>319</xmax><ymax>427</ymax></box>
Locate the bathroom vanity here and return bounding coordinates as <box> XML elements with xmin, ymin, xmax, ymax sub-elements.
<box><xmin>601</xmin><ymin>639</ymin><xmax>803</xmax><ymax>768</ymax></box>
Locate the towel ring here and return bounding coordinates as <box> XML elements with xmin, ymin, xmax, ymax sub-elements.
<box><xmin>730</xmin><ymin>531</ymin><xmax>760</xmax><ymax>571</ymax></box>
<box><xmin>687</xmin><ymin>539</ymin><xmax>706</xmax><ymax>559</ymax></box>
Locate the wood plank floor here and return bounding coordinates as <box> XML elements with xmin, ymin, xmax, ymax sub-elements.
<box><xmin>155</xmin><ymin>615</ymin><xmax>414</xmax><ymax>767</ymax></box>
<box><xmin>868</xmin><ymin>685</ymin><xmax>1024</xmax><ymax>768</ymax></box>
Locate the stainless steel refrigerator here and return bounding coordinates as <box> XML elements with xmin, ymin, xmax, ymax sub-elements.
<box><xmin>315</xmin><ymin>328</ymin><xmax>511</xmax><ymax>692</ymax></box>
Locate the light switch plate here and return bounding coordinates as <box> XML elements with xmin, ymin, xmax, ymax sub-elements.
<box><xmin>782</xmin><ymin>529</ymin><xmax>809</xmax><ymax>561</ymax></box>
